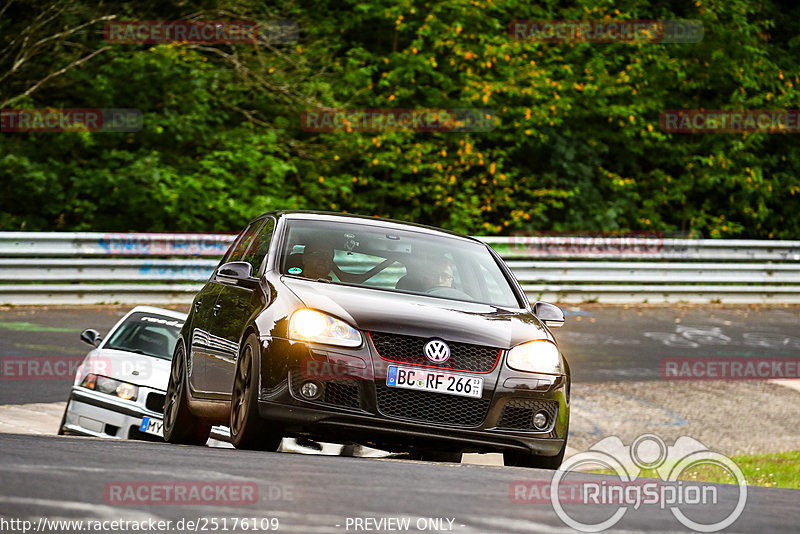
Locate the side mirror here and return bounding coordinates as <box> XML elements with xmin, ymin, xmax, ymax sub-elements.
<box><xmin>80</xmin><ymin>328</ymin><xmax>102</xmax><ymax>347</ymax></box>
<box><xmin>532</xmin><ymin>301</ymin><xmax>565</xmax><ymax>328</ymax></box>
<box><xmin>216</xmin><ymin>261</ymin><xmax>260</xmax><ymax>289</ymax></box>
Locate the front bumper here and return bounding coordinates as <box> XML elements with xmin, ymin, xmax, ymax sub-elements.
<box><xmin>257</xmin><ymin>400</ymin><xmax>566</xmax><ymax>456</ymax></box>
<box><xmin>62</xmin><ymin>386</ymin><xmax>165</xmax><ymax>440</ymax></box>
<box><xmin>257</xmin><ymin>336</ymin><xmax>569</xmax><ymax>456</ymax></box>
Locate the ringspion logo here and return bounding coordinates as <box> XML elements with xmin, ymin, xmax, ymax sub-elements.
<box><xmin>549</xmin><ymin>434</ymin><xmax>746</xmax><ymax>532</ymax></box>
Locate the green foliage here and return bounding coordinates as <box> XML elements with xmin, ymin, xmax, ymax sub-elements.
<box><xmin>1</xmin><ymin>0</ymin><xmax>799</xmax><ymax>237</ymax></box>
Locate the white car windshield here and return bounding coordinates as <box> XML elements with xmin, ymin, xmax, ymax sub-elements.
<box><xmin>103</xmin><ymin>312</ymin><xmax>182</xmax><ymax>360</ymax></box>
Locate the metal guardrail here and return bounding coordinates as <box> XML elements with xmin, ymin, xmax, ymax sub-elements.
<box><xmin>1</xmin><ymin>232</ymin><xmax>799</xmax><ymax>304</ymax></box>
<box><xmin>0</xmin><ymin>232</ymin><xmax>233</xmax><ymax>256</ymax></box>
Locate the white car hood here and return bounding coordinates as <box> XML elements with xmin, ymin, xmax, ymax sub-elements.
<box><xmin>77</xmin><ymin>348</ymin><xmax>171</xmax><ymax>391</ymax></box>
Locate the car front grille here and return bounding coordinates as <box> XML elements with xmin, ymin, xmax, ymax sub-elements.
<box><xmin>375</xmin><ymin>384</ymin><xmax>489</xmax><ymax>427</ymax></box>
<box><xmin>498</xmin><ymin>398</ymin><xmax>559</xmax><ymax>433</ymax></box>
<box><xmin>145</xmin><ymin>392</ymin><xmax>165</xmax><ymax>413</ymax></box>
<box><xmin>290</xmin><ymin>370</ymin><xmax>362</xmax><ymax>409</ymax></box>
<box><xmin>322</xmin><ymin>381</ymin><xmax>361</xmax><ymax>408</ymax></box>
<box><xmin>368</xmin><ymin>331</ymin><xmax>501</xmax><ymax>373</ymax></box>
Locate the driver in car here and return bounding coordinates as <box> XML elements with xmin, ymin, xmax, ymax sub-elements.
<box><xmin>303</xmin><ymin>241</ymin><xmax>336</xmax><ymax>281</ymax></box>
<box><xmin>420</xmin><ymin>258</ymin><xmax>454</xmax><ymax>291</ymax></box>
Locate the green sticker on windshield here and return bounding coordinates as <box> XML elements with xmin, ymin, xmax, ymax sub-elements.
<box><xmin>288</xmin><ymin>267</ymin><xmax>302</xmax><ymax>275</ymax></box>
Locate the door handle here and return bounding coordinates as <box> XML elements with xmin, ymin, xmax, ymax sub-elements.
<box><xmin>213</xmin><ymin>303</ymin><xmax>222</xmax><ymax>316</ymax></box>
<box><xmin>194</xmin><ymin>299</ymin><xmax>202</xmax><ymax>313</ymax></box>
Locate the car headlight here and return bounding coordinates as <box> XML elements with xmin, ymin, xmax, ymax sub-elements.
<box><xmin>506</xmin><ymin>340</ymin><xmax>562</xmax><ymax>374</ymax></box>
<box><xmin>288</xmin><ymin>309</ymin><xmax>362</xmax><ymax>347</ymax></box>
<box><xmin>115</xmin><ymin>382</ymin><xmax>138</xmax><ymax>400</ymax></box>
<box><xmin>80</xmin><ymin>373</ymin><xmax>139</xmax><ymax>401</ymax></box>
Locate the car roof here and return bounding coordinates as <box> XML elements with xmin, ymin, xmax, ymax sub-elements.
<box><xmin>259</xmin><ymin>210</ymin><xmax>485</xmax><ymax>245</ymax></box>
<box><xmin>123</xmin><ymin>306</ymin><xmax>187</xmax><ymax>321</ymax></box>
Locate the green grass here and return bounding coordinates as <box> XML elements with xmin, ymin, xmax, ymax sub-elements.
<box><xmin>0</xmin><ymin>321</ymin><xmax>80</xmax><ymax>333</ymax></box>
<box><xmin>680</xmin><ymin>451</ymin><xmax>800</xmax><ymax>489</ymax></box>
<box><xmin>587</xmin><ymin>451</ymin><xmax>800</xmax><ymax>489</ymax></box>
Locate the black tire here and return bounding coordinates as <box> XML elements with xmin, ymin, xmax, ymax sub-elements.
<box><xmin>410</xmin><ymin>450</ymin><xmax>463</xmax><ymax>463</ymax></box>
<box><xmin>504</xmin><ymin>440</ymin><xmax>566</xmax><ymax>470</ymax></box>
<box><xmin>163</xmin><ymin>342</ymin><xmax>211</xmax><ymax>445</ymax></box>
<box><xmin>230</xmin><ymin>333</ymin><xmax>282</xmax><ymax>451</ymax></box>
<box><xmin>56</xmin><ymin>396</ymin><xmax>70</xmax><ymax>435</ymax></box>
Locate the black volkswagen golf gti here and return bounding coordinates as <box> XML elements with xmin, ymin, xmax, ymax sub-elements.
<box><xmin>165</xmin><ymin>211</ymin><xmax>570</xmax><ymax>468</ymax></box>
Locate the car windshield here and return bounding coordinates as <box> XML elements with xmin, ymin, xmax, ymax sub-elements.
<box><xmin>279</xmin><ymin>219</ymin><xmax>522</xmax><ymax>308</ymax></box>
<box><xmin>103</xmin><ymin>312</ymin><xmax>182</xmax><ymax>360</ymax></box>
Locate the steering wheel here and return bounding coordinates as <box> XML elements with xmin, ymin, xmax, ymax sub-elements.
<box><xmin>425</xmin><ymin>286</ymin><xmax>472</xmax><ymax>299</ymax></box>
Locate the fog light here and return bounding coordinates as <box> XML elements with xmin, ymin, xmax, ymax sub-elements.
<box><xmin>532</xmin><ymin>411</ymin><xmax>548</xmax><ymax>430</ymax></box>
<box><xmin>300</xmin><ymin>382</ymin><xmax>319</xmax><ymax>399</ymax></box>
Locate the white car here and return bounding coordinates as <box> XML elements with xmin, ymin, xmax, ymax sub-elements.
<box><xmin>58</xmin><ymin>306</ymin><xmax>186</xmax><ymax>441</ymax></box>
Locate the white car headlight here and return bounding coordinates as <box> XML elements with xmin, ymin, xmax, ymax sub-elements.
<box><xmin>288</xmin><ymin>309</ymin><xmax>362</xmax><ymax>348</ymax></box>
<box><xmin>506</xmin><ymin>340</ymin><xmax>562</xmax><ymax>374</ymax></box>
<box><xmin>80</xmin><ymin>373</ymin><xmax>139</xmax><ymax>401</ymax></box>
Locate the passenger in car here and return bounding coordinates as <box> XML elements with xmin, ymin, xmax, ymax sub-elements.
<box><xmin>303</xmin><ymin>241</ymin><xmax>336</xmax><ymax>281</ymax></box>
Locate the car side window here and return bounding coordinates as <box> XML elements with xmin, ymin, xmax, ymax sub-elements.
<box><xmin>243</xmin><ymin>218</ymin><xmax>275</xmax><ymax>274</ymax></box>
<box><xmin>220</xmin><ymin>220</ymin><xmax>263</xmax><ymax>265</ymax></box>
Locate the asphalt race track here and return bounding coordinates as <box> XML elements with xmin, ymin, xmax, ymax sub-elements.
<box><xmin>2</xmin><ymin>433</ymin><xmax>800</xmax><ymax>533</ymax></box>
<box><xmin>1</xmin><ymin>304</ymin><xmax>799</xmax><ymax>533</ymax></box>
<box><xmin>0</xmin><ymin>434</ymin><xmax>800</xmax><ymax>532</ymax></box>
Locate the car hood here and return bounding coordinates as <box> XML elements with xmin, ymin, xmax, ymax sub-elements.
<box><xmin>282</xmin><ymin>278</ymin><xmax>550</xmax><ymax>349</ymax></box>
<box><xmin>77</xmin><ymin>348</ymin><xmax>171</xmax><ymax>391</ymax></box>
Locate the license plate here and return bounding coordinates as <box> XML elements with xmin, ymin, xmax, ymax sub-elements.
<box><xmin>140</xmin><ymin>416</ymin><xmax>163</xmax><ymax>436</ymax></box>
<box><xmin>386</xmin><ymin>365</ymin><xmax>483</xmax><ymax>398</ymax></box>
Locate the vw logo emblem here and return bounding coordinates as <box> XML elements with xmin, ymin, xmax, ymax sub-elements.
<box><xmin>424</xmin><ymin>340</ymin><xmax>450</xmax><ymax>363</ymax></box>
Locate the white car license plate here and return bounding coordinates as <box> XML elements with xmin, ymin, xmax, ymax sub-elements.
<box><xmin>386</xmin><ymin>365</ymin><xmax>483</xmax><ymax>398</ymax></box>
<box><xmin>140</xmin><ymin>416</ymin><xmax>163</xmax><ymax>437</ymax></box>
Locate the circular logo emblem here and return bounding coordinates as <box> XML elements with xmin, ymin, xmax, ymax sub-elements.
<box><xmin>424</xmin><ymin>340</ymin><xmax>450</xmax><ymax>363</ymax></box>
<box><xmin>288</xmin><ymin>267</ymin><xmax>302</xmax><ymax>275</ymax></box>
